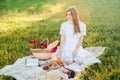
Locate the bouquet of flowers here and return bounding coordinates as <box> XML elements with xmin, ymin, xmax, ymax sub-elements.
<box><xmin>28</xmin><ymin>38</ymin><xmax>59</xmax><ymax>59</ymax></box>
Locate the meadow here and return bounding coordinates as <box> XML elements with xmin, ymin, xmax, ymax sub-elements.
<box><xmin>0</xmin><ymin>0</ymin><xmax>120</xmax><ymax>80</ymax></box>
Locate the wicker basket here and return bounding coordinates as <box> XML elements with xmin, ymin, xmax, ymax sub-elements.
<box><xmin>30</xmin><ymin>38</ymin><xmax>52</xmax><ymax>60</ymax></box>
<box><xmin>31</xmin><ymin>49</ymin><xmax>52</xmax><ymax>60</ymax></box>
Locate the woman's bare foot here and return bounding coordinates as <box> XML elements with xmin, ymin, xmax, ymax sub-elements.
<box><xmin>63</xmin><ymin>68</ymin><xmax>69</xmax><ymax>74</ymax></box>
<box><xmin>74</xmin><ymin>60</ymin><xmax>83</xmax><ymax>65</ymax></box>
<box><xmin>64</xmin><ymin>60</ymin><xmax>73</xmax><ymax>65</ymax></box>
<box><xmin>63</xmin><ymin>68</ymin><xmax>76</xmax><ymax>78</ymax></box>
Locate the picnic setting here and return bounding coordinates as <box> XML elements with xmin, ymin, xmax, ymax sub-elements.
<box><xmin>0</xmin><ymin>0</ymin><xmax>120</xmax><ymax>80</ymax></box>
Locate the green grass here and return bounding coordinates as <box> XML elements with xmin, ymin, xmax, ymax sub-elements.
<box><xmin>0</xmin><ymin>0</ymin><xmax>120</xmax><ymax>80</ymax></box>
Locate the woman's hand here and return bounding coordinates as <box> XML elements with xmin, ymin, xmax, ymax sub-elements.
<box><xmin>56</xmin><ymin>53</ymin><xmax>61</xmax><ymax>58</ymax></box>
<box><xmin>57</xmin><ymin>34</ymin><xmax>65</xmax><ymax>58</ymax></box>
<box><xmin>72</xmin><ymin>36</ymin><xmax>84</xmax><ymax>58</ymax></box>
<box><xmin>72</xmin><ymin>50</ymin><xmax>78</xmax><ymax>58</ymax></box>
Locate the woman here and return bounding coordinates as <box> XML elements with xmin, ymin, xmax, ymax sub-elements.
<box><xmin>58</xmin><ymin>6</ymin><xmax>100</xmax><ymax>67</ymax></box>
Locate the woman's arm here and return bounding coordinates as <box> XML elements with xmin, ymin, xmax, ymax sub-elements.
<box><xmin>58</xmin><ymin>34</ymin><xmax>66</xmax><ymax>57</ymax></box>
<box><xmin>73</xmin><ymin>35</ymin><xmax>84</xmax><ymax>57</ymax></box>
<box><xmin>75</xmin><ymin>35</ymin><xmax>84</xmax><ymax>51</ymax></box>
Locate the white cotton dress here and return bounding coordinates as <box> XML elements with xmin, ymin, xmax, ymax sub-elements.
<box><xmin>59</xmin><ymin>21</ymin><xmax>101</xmax><ymax>70</ymax></box>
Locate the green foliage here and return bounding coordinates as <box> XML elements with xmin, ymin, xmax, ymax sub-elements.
<box><xmin>0</xmin><ymin>75</ymin><xmax>15</xmax><ymax>80</ymax></box>
<box><xmin>0</xmin><ymin>0</ymin><xmax>120</xmax><ymax>80</ymax></box>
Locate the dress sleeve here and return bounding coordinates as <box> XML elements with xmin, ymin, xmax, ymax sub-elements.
<box><xmin>81</xmin><ymin>23</ymin><xmax>86</xmax><ymax>36</ymax></box>
<box><xmin>59</xmin><ymin>23</ymin><xmax>66</xmax><ymax>35</ymax></box>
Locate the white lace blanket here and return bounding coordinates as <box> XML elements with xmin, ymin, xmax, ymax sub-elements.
<box><xmin>0</xmin><ymin>47</ymin><xmax>105</xmax><ymax>80</ymax></box>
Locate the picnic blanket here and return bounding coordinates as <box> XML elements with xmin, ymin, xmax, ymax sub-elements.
<box><xmin>0</xmin><ymin>46</ymin><xmax>105</xmax><ymax>80</ymax></box>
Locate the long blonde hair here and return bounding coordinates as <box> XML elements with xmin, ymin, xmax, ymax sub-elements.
<box><xmin>66</xmin><ymin>6</ymin><xmax>81</xmax><ymax>34</ymax></box>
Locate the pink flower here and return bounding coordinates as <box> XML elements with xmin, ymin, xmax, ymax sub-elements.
<box><xmin>29</xmin><ymin>40</ymin><xmax>35</xmax><ymax>44</ymax></box>
<box><xmin>48</xmin><ymin>42</ymin><xmax>58</xmax><ymax>53</ymax></box>
<box><xmin>42</xmin><ymin>42</ymin><xmax>47</xmax><ymax>48</ymax></box>
<box><xmin>29</xmin><ymin>39</ymin><xmax>58</xmax><ymax>52</ymax></box>
<box><xmin>37</xmin><ymin>40</ymin><xmax>40</xmax><ymax>45</ymax></box>
<box><xmin>51</xmin><ymin>46</ymin><xmax>57</xmax><ymax>53</ymax></box>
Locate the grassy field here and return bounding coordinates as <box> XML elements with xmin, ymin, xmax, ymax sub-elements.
<box><xmin>0</xmin><ymin>0</ymin><xmax>120</xmax><ymax>80</ymax></box>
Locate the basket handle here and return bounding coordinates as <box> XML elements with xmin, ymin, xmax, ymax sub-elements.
<box><xmin>41</xmin><ymin>38</ymin><xmax>49</xmax><ymax>46</ymax></box>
